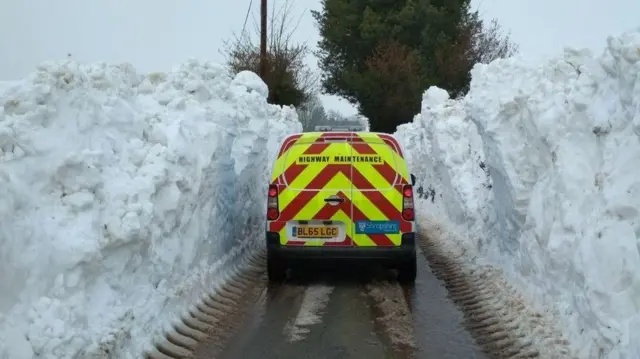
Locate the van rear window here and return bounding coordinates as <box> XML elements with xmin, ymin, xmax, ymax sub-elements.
<box><xmin>282</xmin><ymin>142</ymin><xmax>351</xmax><ymax>190</ymax></box>
<box><xmin>281</xmin><ymin>141</ymin><xmax>402</xmax><ymax>190</ymax></box>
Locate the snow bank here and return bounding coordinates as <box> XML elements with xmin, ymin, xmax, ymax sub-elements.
<box><xmin>0</xmin><ymin>82</ymin><xmax>13</xmax><ymax>98</ymax></box>
<box><xmin>396</xmin><ymin>27</ymin><xmax>640</xmax><ymax>358</ymax></box>
<box><xmin>0</xmin><ymin>60</ymin><xmax>300</xmax><ymax>358</ymax></box>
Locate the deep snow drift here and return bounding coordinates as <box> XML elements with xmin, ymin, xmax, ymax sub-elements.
<box><xmin>396</xmin><ymin>27</ymin><xmax>640</xmax><ymax>358</ymax></box>
<box><xmin>0</xmin><ymin>60</ymin><xmax>300</xmax><ymax>358</ymax></box>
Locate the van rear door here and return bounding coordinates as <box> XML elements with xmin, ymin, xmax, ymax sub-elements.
<box><xmin>276</xmin><ymin>132</ymin><xmax>354</xmax><ymax>247</ymax></box>
<box><xmin>349</xmin><ymin>134</ymin><xmax>407</xmax><ymax>247</ymax></box>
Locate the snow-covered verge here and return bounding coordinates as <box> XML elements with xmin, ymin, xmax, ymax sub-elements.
<box><xmin>0</xmin><ymin>60</ymin><xmax>300</xmax><ymax>359</ymax></box>
<box><xmin>396</xmin><ymin>27</ymin><xmax>640</xmax><ymax>359</ymax></box>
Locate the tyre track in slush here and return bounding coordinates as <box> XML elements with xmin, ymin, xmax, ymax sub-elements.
<box><xmin>416</xmin><ymin>229</ymin><xmax>576</xmax><ymax>359</ymax></box>
<box><xmin>215</xmin><ymin>272</ymin><xmax>403</xmax><ymax>359</ymax></box>
<box><xmin>144</xmin><ymin>247</ymin><xmax>267</xmax><ymax>359</ymax></box>
<box><xmin>207</xmin><ymin>256</ymin><xmax>490</xmax><ymax>359</ymax></box>
<box><xmin>146</xmin><ymin>228</ymin><xmax>575</xmax><ymax>359</ymax></box>
<box><xmin>380</xmin><ymin>249</ymin><xmax>489</xmax><ymax>358</ymax></box>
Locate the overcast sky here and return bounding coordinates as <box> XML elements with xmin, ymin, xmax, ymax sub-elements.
<box><xmin>1</xmin><ymin>0</ymin><xmax>638</xmax><ymax>114</ymax></box>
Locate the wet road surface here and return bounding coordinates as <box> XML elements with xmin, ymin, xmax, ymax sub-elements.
<box><xmin>204</xmin><ymin>249</ymin><xmax>489</xmax><ymax>359</ymax></box>
<box><xmin>408</xmin><ymin>251</ymin><xmax>488</xmax><ymax>358</ymax></box>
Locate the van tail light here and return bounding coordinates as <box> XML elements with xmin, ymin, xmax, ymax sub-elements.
<box><xmin>267</xmin><ymin>185</ymin><xmax>279</xmax><ymax>220</ymax></box>
<box><xmin>402</xmin><ymin>185</ymin><xmax>414</xmax><ymax>221</ymax></box>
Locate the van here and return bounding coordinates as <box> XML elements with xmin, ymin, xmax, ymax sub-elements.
<box><xmin>265</xmin><ymin>131</ymin><xmax>417</xmax><ymax>283</ymax></box>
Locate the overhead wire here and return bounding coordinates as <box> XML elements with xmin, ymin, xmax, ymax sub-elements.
<box><xmin>240</xmin><ymin>0</ymin><xmax>254</xmax><ymax>40</ymax></box>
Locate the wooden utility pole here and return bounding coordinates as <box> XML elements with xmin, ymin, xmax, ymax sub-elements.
<box><xmin>259</xmin><ymin>0</ymin><xmax>267</xmax><ymax>78</ymax></box>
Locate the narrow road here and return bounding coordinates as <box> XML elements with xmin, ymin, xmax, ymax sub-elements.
<box><xmin>198</xmin><ymin>249</ymin><xmax>489</xmax><ymax>359</ymax></box>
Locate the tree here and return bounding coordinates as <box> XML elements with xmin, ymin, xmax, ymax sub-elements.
<box><xmin>312</xmin><ymin>0</ymin><xmax>517</xmax><ymax>132</ymax></box>
<box><xmin>434</xmin><ymin>5</ymin><xmax>518</xmax><ymax>96</ymax></box>
<box><xmin>296</xmin><ymin>94</ymin><xmax>327</xmax><ymax>131</ymax></box>
<box><xmin>351</xmin><ymin>114</ymin><xmax>371</xmax><ymax>131</ymax></box>
<box><xmin>362</xmin><ymin>40</ymin><xmax>423</xmax><ymax>133</ymax></box>
<box><xmin>223</xmin><ymin>0</ymin><xmax>318</xmax><ymax>107</ymax></box>
<box><xmin>326</xmin><ymin>109</ymin><xmax>344</xmax><ymax>122</ymax></box>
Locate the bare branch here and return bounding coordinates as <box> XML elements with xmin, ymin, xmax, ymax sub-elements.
<box><xmin>221</xmin><ymin>0</ymin><xmax>318</xmax><ymax>107</ymax></box>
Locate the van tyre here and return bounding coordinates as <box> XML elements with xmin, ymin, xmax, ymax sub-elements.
<box><xmin>397</xmin><ymin>253</ymin><xmax>417</xmax><ymax>284</ymax></box>
<box><xmin>267</xmin><ymin>253</ymin><xmax>286</xmax><ymax>283</ymax></box>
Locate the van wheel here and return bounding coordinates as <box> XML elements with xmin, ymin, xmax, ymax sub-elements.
<box><xmin>397</xmin><ymin>254</ymin><xmax>417</xmax><ymax>284</ymax></box>
<box><xmin>267</xmin><ymin>253</ymin><xmax>286</xmax><ymax>283</ymax></box>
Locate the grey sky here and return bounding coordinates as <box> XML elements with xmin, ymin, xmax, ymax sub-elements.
<box><xmin>475</xmin><ymin>0</ymin><xmax>639</xmax><ymax>62</ymax></box>
<box><xmin>1</xmin><ymin>0</ymin><xmax>638</xmax><ymax>113</ymax></box>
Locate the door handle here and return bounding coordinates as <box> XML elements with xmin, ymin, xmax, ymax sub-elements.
<box><xmin>324</xmin><ymin>196</ymin><xmax>344</xmax><ymax>203</ymax></box>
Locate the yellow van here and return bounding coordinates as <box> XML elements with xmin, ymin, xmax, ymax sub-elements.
<box><xmin>265</xmin><ymin>131</ymin><xmax>417</xmax><ymax>283</ymax></box>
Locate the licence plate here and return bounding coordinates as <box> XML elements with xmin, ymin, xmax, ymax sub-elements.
<box><xmin>292</xmin><ymin>225</ymin><xmax>339</xmax><ymax>238</ymax></box>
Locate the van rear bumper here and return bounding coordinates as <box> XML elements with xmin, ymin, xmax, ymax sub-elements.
<box><xmin>265</xmin><ymin>231</ymin><xmax>416</xmax><ymax>263</ymax></box>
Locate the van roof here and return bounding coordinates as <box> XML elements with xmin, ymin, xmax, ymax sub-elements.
<box><xmin>279</xmin><ymin>132</ymin><xmax>405</xmax><ymax>158</ymax></box>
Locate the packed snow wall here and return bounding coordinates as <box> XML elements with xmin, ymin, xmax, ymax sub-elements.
<box><xmin>396</xmin><ymin>28</ymin><xmax>640</xmax><ymax>358</ymax></box>
<box><xmin>0</xmin><ymin>60</ymin><xmax>301</xmax><ymax>358</ymax></box>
